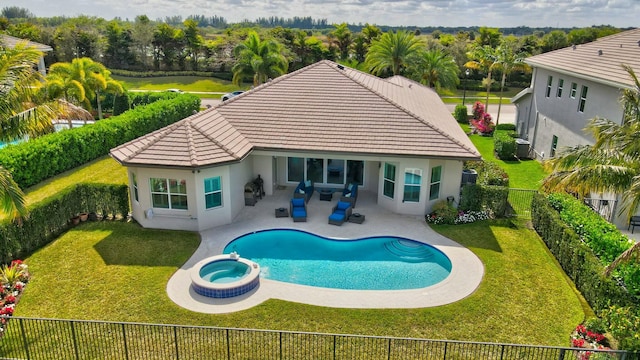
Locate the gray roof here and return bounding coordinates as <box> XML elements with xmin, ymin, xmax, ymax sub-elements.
<box><xmin>0</xmin><ymin>34</ymin><xmax>52</xmax><ymax>52</ymax></box>
<box><xmin>526</xmin><ymin>28</ymin><xmax>640</xmax><ymax>88</ymax></box>
<box><xmin>111</xmin><ymin>60</ymin><xmax>480</xmax><ymax>169</ymax></box>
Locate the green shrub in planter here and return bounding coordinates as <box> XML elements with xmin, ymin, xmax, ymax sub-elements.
<box><xmin>454</xmin><ymin>104</ymin><xmax>469</xmax><ymax>123</ymax></box>
<box><xmin>494</xmin><ymin>132</ymin><xmax>517</xmax><ymax>160</ymax></box>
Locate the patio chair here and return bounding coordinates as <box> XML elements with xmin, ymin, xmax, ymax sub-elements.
<box><xmin>341</xmin><ymin>183</ymin><xmax>358</xmax><ymax>208</ymax></box>
<box><xmin>293</xmin><ymin>180</ymin><xmax>314</xmax><ymax>203</ymax></box>
<box><xmin>290</xmin><ymin>198</ymin><xmax>307</xmax><ymax>222</ymax></box>
<box><xmin>328</xmin><ymin>200</ymin><xmax>352</xmax><ymax>226</ymax></box>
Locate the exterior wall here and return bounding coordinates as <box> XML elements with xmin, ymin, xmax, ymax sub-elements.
<box><xmin>251</xmin><ymin>155</ymin><xmax>273</xmax><ymax>196</ymax></box>
<box><xmin>515</xmin><ymin>67</ymin><xmax>624</xmax><ymax>160</ymax></box>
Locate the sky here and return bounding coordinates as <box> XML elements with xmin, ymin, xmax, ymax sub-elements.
<box><xmin>4</xmin><ymin>0</ymin><xmax>639</xmax><ymax>28</ymax></box>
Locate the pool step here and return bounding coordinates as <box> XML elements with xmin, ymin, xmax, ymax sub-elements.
<box><xmin>384</xmin><ymin>240</ymin><xmax>435</xmax><ymax>261</ymax></box>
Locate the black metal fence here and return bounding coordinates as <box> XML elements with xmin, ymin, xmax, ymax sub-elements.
<box><xmin>1</xmin><ymin>317</ymin><xmax>639</xmax><ymax>360</ymax></box>
<box><xmin>507</xmin><ymin>188</ymin><xmax>537</xmax><ymax>219</ymax></box>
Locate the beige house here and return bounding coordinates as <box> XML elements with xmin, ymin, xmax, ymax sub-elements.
<box><xmin>110</xmin><ymin>61</ymin><xmax>480</xmax><ymax>231</ymax></box>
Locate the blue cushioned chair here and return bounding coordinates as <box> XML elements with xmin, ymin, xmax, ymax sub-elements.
<box><xmin>290</xmin><ymin>197</ymin><xmax>307</xmax><ymax>222</ymax></box>
<box><xmin>328</xmin><ymin>201</ymin><xmax>352</xmax><ymax>226</ymax></box>
<box><xmin>293</xmin><ymin>180</ymin><xmax>314</xmax><ymax>203</ymax></box>
<box><xmin>340</xmin><ymin>183</ymin><xmax>358</xmax><ymax>208</ymax></box>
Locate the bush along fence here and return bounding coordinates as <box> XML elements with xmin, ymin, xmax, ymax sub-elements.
<box><xmin>0</xmin><ymin>93</ymin><xmax>200</xmax><ymax>189</ymax></box>
<box><xmin>0</xmin><ymin>317</ymin><xmax>638</xmax><ymax>360</ymax></box>
<box><xmin>0</xmin><ymin>183</ymin><xmax>129</xmax><ymax>264</ymax></box>
<box><xmin>532</xmin><ymin>193</ymin><xmax>640</xmax><ymax>350</ymax></box>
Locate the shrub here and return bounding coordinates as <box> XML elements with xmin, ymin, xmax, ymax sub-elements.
<box><xmin>465</xmin><ymin>161</ymin><xmax>509</xmax><ymax>187</ymax></box>
<box><xmin>494</xmin><ymin>132</ymin><xmax>517</xmax><ymax>160</ymax></box>
<box><xmin>0</xmin><ymin>94</ymin><xmax>200</xmax><ymax>189</ymax></box>
<box><xmin>496</xmin><ymin>123</ymin><xmax>516</xmax><ymax>131</ymax></box>
<box><xmin>459</xmin><ymin>184</ymin><xmax>482</xmax><ymax>211</ymax></box>
<box><xmin>0</xmin><ymin>183</ymin><xmax>129</xmax><ymax>264</ymax></box>
<box><xmin>426</xmin><ymin>200</ymin><xmax>458</xmax><ymax>224</ymax></box>
<box><xmin>601</xmin><ymin>306</ymin><xmax>640</xmax><ymax>351</ymax></box>
<box><xmin>454</xmin><ymin>104</ymin><xmax>468</xmax><ymax>123</ymax></box>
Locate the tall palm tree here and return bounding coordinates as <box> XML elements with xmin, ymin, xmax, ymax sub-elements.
<box><xmin>365</xmin><ymin>30</ymin><xmax>424</xmax><ymax>77</ymax></box>
<box><xmin>412</xmin><ymin>49</ymin><xmax>459</xmax><ymax>90</ymax></box>
<box><xmin>46</xmin><ymin>57</ymin><xmax>124</xmax><ymax>120</ymax></box>
<box><xmin>465</xmin><ymin>45</ymin><xmax>498</xmax><ymax>112</ymax></box>
<box><xmin>232</xmin><ymin>31</ymin><xmax>288</xmax><ymax>87</ymax></box>
<box><xmin>543</xmin><ymin>65</ymin><xmax>640</xmax><ymax>274</ymax></box>
<box><xmin>493</xmin><ymin>42</ymin><xmax>529</xmax><ymax>125</ymax></box>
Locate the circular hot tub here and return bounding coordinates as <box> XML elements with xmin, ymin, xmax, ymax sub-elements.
<box><xmin>191</xmin><ymin>254</ymin><xmax>260</xmax><ymax>298</ymax></box>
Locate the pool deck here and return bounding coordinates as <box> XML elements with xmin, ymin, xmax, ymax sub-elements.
<box><xmin>167</xmin><ymin>188</ymin><xmax>484</xmax><ymax>314</ymax></box>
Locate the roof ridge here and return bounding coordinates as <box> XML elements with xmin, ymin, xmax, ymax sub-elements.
<box><xmin>189</xmin><ymin>116</ymin><xmax>243</xmax><ymax>161</ymax></box>
<box><xmin>186</xmin><ymin>123</ymin><xmax>199</xmax><ymax>167</ymax></box>
<box><xmin>335</xmin><ymin>64</ymin><xmax>479</xmax><ymax>157</ymax></box>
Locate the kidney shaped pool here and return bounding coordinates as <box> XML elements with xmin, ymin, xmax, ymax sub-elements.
<box><xmin>223</xmin><ymin>229</ymin><xmax>452</xmax><ymax>290</ymax></box>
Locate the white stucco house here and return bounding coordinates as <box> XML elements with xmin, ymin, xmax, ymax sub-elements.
<box><xmin>110</xmin><ymin>60</ymin><xmax>481</xmax><ymax>231</ymax></box>
<box><xmin>1</xmin><ymin>34</ymin><xmax>53</xmax><ymax>76</ymax></box>
<box><xmin>512</xmin><ymin>28</ymin><xmax>640</xmax><ymax>228</ymax></box>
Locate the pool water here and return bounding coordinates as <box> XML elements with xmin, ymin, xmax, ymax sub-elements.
<box><xmin>223</xmin><ymin>229</ymin><xmax>452</xmax><ymax>290</ymax></box>
<box><xmin>199</xmin><ymin>260</ymin><xmax>251</xmax><ymax>284</ymax></box>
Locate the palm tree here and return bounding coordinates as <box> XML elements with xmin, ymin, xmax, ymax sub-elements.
<box><xmin>465</xmin><ymin>45</ymin><xmax>498</xmax><ymax>112</ymax></box>
<box><xmin>412</xmin><ymin>49</ymin><xmax>459</xmax><ymax>90</ymax></box>
<box><xmin>232</xmin><ymin>31</ymin><xmax>288</xmax><ymax>87</ymax></box>
<box><xmin>543</xmin><ymin>65</ymin><xmax>640</xmax><ymax>274</ymax></box>
<box><xmin>46</xmin><ymin>57</ymin><xmax>124</xmax><ymax>120</ymax></box>
<box><xmin>493</xmin><ymin>41</ymin><xmax>529</xmax><ymax>125</ymax></box>
<box><xmin>365</xmin><ymin>30</ymin><xmax>424</xmax><ymax>77</ymax></box>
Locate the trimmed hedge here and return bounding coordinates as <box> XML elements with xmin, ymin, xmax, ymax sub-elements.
<box><xmin>0</xmin><ymin>183</ymin><xmax>129</xmax><ymax>264</ymax></box>
<box><xmin>494</xmin><ymin>132</ymin><xmax>517</xmax><ymax>160</ymax></box>
<box><xmin>495</xmin><ymin>123</ymin><xmax>516</xmax><ymax>131</ymax></box>
<box><xmin>0</xmin><ymin>94</ymin><xmax>200</xmax><ymax>189</ymax></box>
<box><xmin>459</xmin><ymin>184</ymin><xmax>509</xmax><ymax>217</ymax></box>
<box><xmin>454</xmin><ymin>104</ymin><xmax>468</xmax><ymax>124</ymax></box>
<box><xmin>110</xmin><ymin>69</ymin><xmax>233</xmax><ymax>81</ymax></box>
<box><xmin>464</xmin><ymin>160</ymin><xmax>509</xmax><ymax>187</ymax></box>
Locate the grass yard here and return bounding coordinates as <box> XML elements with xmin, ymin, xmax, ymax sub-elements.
<box><xmin>16</xmin><ymin>219</ymin><xmax>587</xmax><ymax>346</ymax></box>
<box><xmin>112</xmin><ymin>75</ymin><xmax>249</xmax><ymax>95</ymax></box>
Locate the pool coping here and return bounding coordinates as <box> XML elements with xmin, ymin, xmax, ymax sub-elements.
<box><xmin>166</xmin><ymin>192</ymin><xmax>484</xmax><ymax>314</ymax></box>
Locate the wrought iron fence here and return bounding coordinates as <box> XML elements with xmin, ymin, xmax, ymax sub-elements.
<box><xmin>583</xmin><ymin>198</ymin><xmax>618</xmax><ymax>223</ymax></box>
<box><xmin>1</xmin><ymin>317</ymin><xmax>639</xmax><ymax>360</ymax></box>
<box><xmin>506</xmin><ymin>188</ymin><xmax>537</xmax><ymax>219</ymax></box>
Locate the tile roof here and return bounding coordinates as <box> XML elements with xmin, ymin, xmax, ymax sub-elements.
<box><xmin>1</xmin><ymin>34</ymin><xmax>53</xmax><ymax>52</ymax></box>
<box><xmin>526</xmin><ymin>28</ymin><xmax>640</xmax><ymax>88</ymax></box>
<box><xmin>111</xmin><ymin>60</ymin><xmax>480</xmax><ymax>168</ymax></box>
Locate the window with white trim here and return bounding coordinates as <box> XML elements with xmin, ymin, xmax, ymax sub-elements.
<box><xmin>150</xmin><ymin>178</ymin><xmax>188</xmax><ymax>210</ymax></box>
<box><xmin>556</xmin><ymin>79</ymin><xmax>564</xmax><ymax>98</ymax></box>
<box><xmin>545</xmin><ymin>76</ymin><xmax>553</xmax><ymax>98</ymax></box>
<box><xmin>403</xmin><ymin>168</ymin><xmax>422</xmax><ymax>202</ymax></box>
<box><xmin>204</xmin><ymin>177</ymin><xmax>222</xmax><ymax>209</ymax></box>
<box><xmin>429</xmin><ymin>166</ymin><xmax>442</xmax><ymax>201</ymax></box>
<box><xmin>383</xmin><ymin>163</ymin><xmax>396</xmax><ymax>199</ymax></box>
<box><xmin>132</xmin><ymin>173</ymin><xmax>139</xmax><ymax>202</ymax></box>
<box><xmin>578</xmin><ymin>86</ymin><xmax>588</xmax><ymax>113</ymax></box>
<box><xmin>570</xmin><ymin>82</ymin><xmax>577</xmax><ymax>98</ymax></box>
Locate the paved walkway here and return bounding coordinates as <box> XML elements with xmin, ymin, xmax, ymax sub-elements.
<box><xmin>167</xmin><ymin>189</ymin><xmax>484</xmax><ymax>314</ymax></box>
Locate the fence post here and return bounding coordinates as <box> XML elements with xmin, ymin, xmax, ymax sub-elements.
<box><xmin>174</xmin><ymin>325</ymin><xmax>179</xmax><ymax>360</ymax></box>
<box><xmin>333</xmin><ymin>335</ymin><xmax>336</xmax><ymax>360</ymax></box>
<box><xmin>122</xmin><ymin>323</ymin><xmax>129</xmax><ymax>360</ymax></box>
<box><xmin>557</xmin><ymin>348</ymin><xmax>565</xmax><ymax>360</ymax></box>
<box><xmin>500</xmin><ymin>344</ymin><xmax>505</xmax><ymax>360</ymax></box>
<box><xmin>70</xmin><ymin>321</ymin><xmax>80</xmax><ymax>360</ymax></box>
<box><xmin>387</xmin><ymin>338</ymin><xmax>392</xmax><ymax>360</ymax></box>
<box><xmin>443</xmin><ymin>342</ymin><xmax>447</xmax><ymax>360</ymax></box>
<box><xmin>279</xmin><ymin>331</ymin><xmax>282</xmax><ymax>360</ymax></box>
<box><xmin>19</xmin><ymin>318</ymin><xmax>31</xmax><ymax>360</ymax></box>
<box><xmin>226</xmin><ymin>329</ymin><xmax>230</xmax><ymax>360</ymax></box>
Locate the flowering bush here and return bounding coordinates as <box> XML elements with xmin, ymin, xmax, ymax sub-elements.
<box><xmin>470</xmin><ymin>101</ymin><xmax>495</xmax><ymax>135</ymax></box>
<box><xmin>571</xmin><ymin>323</ymin><xmax>611</xmax><ymax>359</ymax></box>
<box><xmin>426</xmin><ymin>200</ymin><xmax>492</xmax><ymax>225</ymax></box>
<box><xmin>0</xmin><ymin>260</ymin><xmax>30</xmax><ymax>337</ymax></box>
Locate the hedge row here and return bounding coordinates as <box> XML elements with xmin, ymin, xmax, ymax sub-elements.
<box><xmin>0</xmin><ymin>183</ymin><xmax>129</xmax><ymax>264</ymax></box>
<box><xmin>110</xmin><ymin>69</ymin><xmax>233</xmax><ymax>81</ymax></box>
<box><xmin>464</xmin><ymin>160</ymin><xmax>510</xmax><ymax>187</ymax></box>
<box><xmin>531</xmin><ymin>193</ymin><xmax>635</xmax><ymax>310</ymax></box>
<box><xmin>459</xmin><ymin>184</ymin><xmax>509</xmax><ymax>217</ymax></box>
<box><xmin>0</xmin><ymin>94</ymin><xmax>200</xmax><ymax>189</ymax></box>
<box><xmin>494</xmin><ymin>132</ymin><xmax>517</xmax><ymax>160</ymax></box>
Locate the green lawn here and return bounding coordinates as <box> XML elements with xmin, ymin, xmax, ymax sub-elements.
<box><xmin>461</xmin><ymin>124</ymin><xmax>548</xmax><ymax>189</ymax></box>
<box><xmin>16</xmin><ymin>219</ymin><xmax>587</xmax><ymax>346</ymax></box>
<box><xmin>112</xmin><ymin>75</ymin><xmax>249</xmax><ymax>95</ymax></box>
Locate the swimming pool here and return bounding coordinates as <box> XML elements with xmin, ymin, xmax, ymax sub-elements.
<box><xmin>223</xmin><ymin>229</ymin><xmax>452</xmax><ymax>290</ymax></box>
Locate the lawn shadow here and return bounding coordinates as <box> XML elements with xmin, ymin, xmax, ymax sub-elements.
<box><xmin>433</xmin><ymin>220</ymin><xmax>503</xmax><ymax>253</ymax></box>
<box><xmin>93</xmin><ymin>224</ymin><xmax>199</xmax><ymax>267</ymax></box>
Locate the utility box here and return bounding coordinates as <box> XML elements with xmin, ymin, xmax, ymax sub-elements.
<box><xmin>515</xmin><ymin>138</ymin><xmax>531</xmax><ymax>159</ymax></box>
<box><xmin>461</xmin><ymin>169</ymin><xmax>478</xmax><ymax>185</ymax></box>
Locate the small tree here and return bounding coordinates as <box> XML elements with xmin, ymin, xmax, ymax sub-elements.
<box><xmin>454</xmin><ymin>104</ymin><xmax>468</xmax><ymax>123</ymax></box>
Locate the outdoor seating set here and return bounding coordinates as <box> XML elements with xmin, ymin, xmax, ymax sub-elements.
<box><xmin>283</xmin><ymin>180</ymin><xmax>361</xmax><ymax>225</ymax></box>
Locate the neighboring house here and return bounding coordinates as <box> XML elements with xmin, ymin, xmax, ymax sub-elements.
<box><xmin>512</xmin><ymin>28</ymin><xmax>640</xmax><ymax>228</ymax></box>
<box><xmin>110</xmin><ymin>60</ymin><xmax>480</xmax><ymax>231</ymax></box>
<box><xmin>0</xmin><ymin>34</ymin><xmax>53</xmax><ymax>75</ymax></box>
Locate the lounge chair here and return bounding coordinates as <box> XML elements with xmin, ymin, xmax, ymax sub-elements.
<box><xmin>340</xmin><ymin>183</ymin><xmax>358</xmax><ymax>208</ymax></box>
<box><xmin>293</xmin><ymin>180</ymin><xmax>314</xmax><ymax>203</ymax></box>
<box><xmin>290</xmin><ymin>198</ymin><xmax>307</xmax><ymax>222</ymax></box>
<box><xmin>328</xmin><ymin>201</ymin><xmax>352</xmax><ymax>226</ymax></box>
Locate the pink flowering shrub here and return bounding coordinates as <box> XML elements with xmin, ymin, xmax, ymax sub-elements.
<box><xmin>470</xmin><ymin>101</ymin><xmax>495</xmax><ymax>135</ymax></box>
<box><xmin>0</xmin><ymin>260</ymin><xmax>30</xmax><ymax>337</ymax></box>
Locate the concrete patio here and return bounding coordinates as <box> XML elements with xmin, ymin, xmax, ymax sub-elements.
<box><xmin>167</xmin><ymin>187</ymin><xmax>484</xmax><ymax>314</ymax></box>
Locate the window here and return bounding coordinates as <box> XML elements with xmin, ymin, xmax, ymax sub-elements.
<box><xmin>287</xmin><ymin>157</ymin><xmax>304</xmax><ymax>182</ymax></box>
<box><xmin>578</xmin><ymin>86</ymin><xmax>588</xmax><ymax>112</ymax></box>
<box><xmin>383</xmin><ymin>163</ymin><xmax>396</xmax><ymax>199</ymax></box>
<box><xmin>556</xmin><ymin>79</ymin><xmax>564</xmax><ymax>98</ymax></box>
<box><xmin>570</xmin><ymin>82</ymin><xmax>577</xmax><ymax>98</ymax></box>
<box><xmin>326</xmin><ymin>159</ymin><xmax>344</xmax><ymax>184</ymax></box>
<box><xmin>429</xmin><ymin>166</ymin><xmax>442</xmax><ymax>201</ymax></box>
<box><xmin>204</xmin><ymin>177</ymin><xmax>222</xmax><ymax>209</ymax></box>
<box><xmin>306</xmin><ymin>158</ymin><xmax>323</xmax><ymax>183</ymax></box>
<box><xmin>403</xmin><ymin>168</ymin><xmax>422</xmax><ymax>202</ymax></box>
<box><xmin>545</xmin><ymin>76</ymin><xmax>553</xmax><ymax>97</ymax></box>
<box><xmin>150</xmin><ymin>178</ymin><xmax>188</xmax><ymax>210</ymax></box>
<box><xmin>346</xmin><ymin>160</ymin><xmax>364</xmax><ymax>185</ymax></box>
<box><xmin>551</xmin><ymin>135</ymin><xmax>558</xmax><ymax>157</ymax></box>
<box><xmin>132</xmin><ymin>173</ymin><xmax>139</xmax><ymax>202</ymax></box>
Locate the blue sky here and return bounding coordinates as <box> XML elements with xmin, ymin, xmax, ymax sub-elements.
<box><xmin>5</xmin><ymin>0</ymin><xmax>639</xmax><ymax>28</ymax></box>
